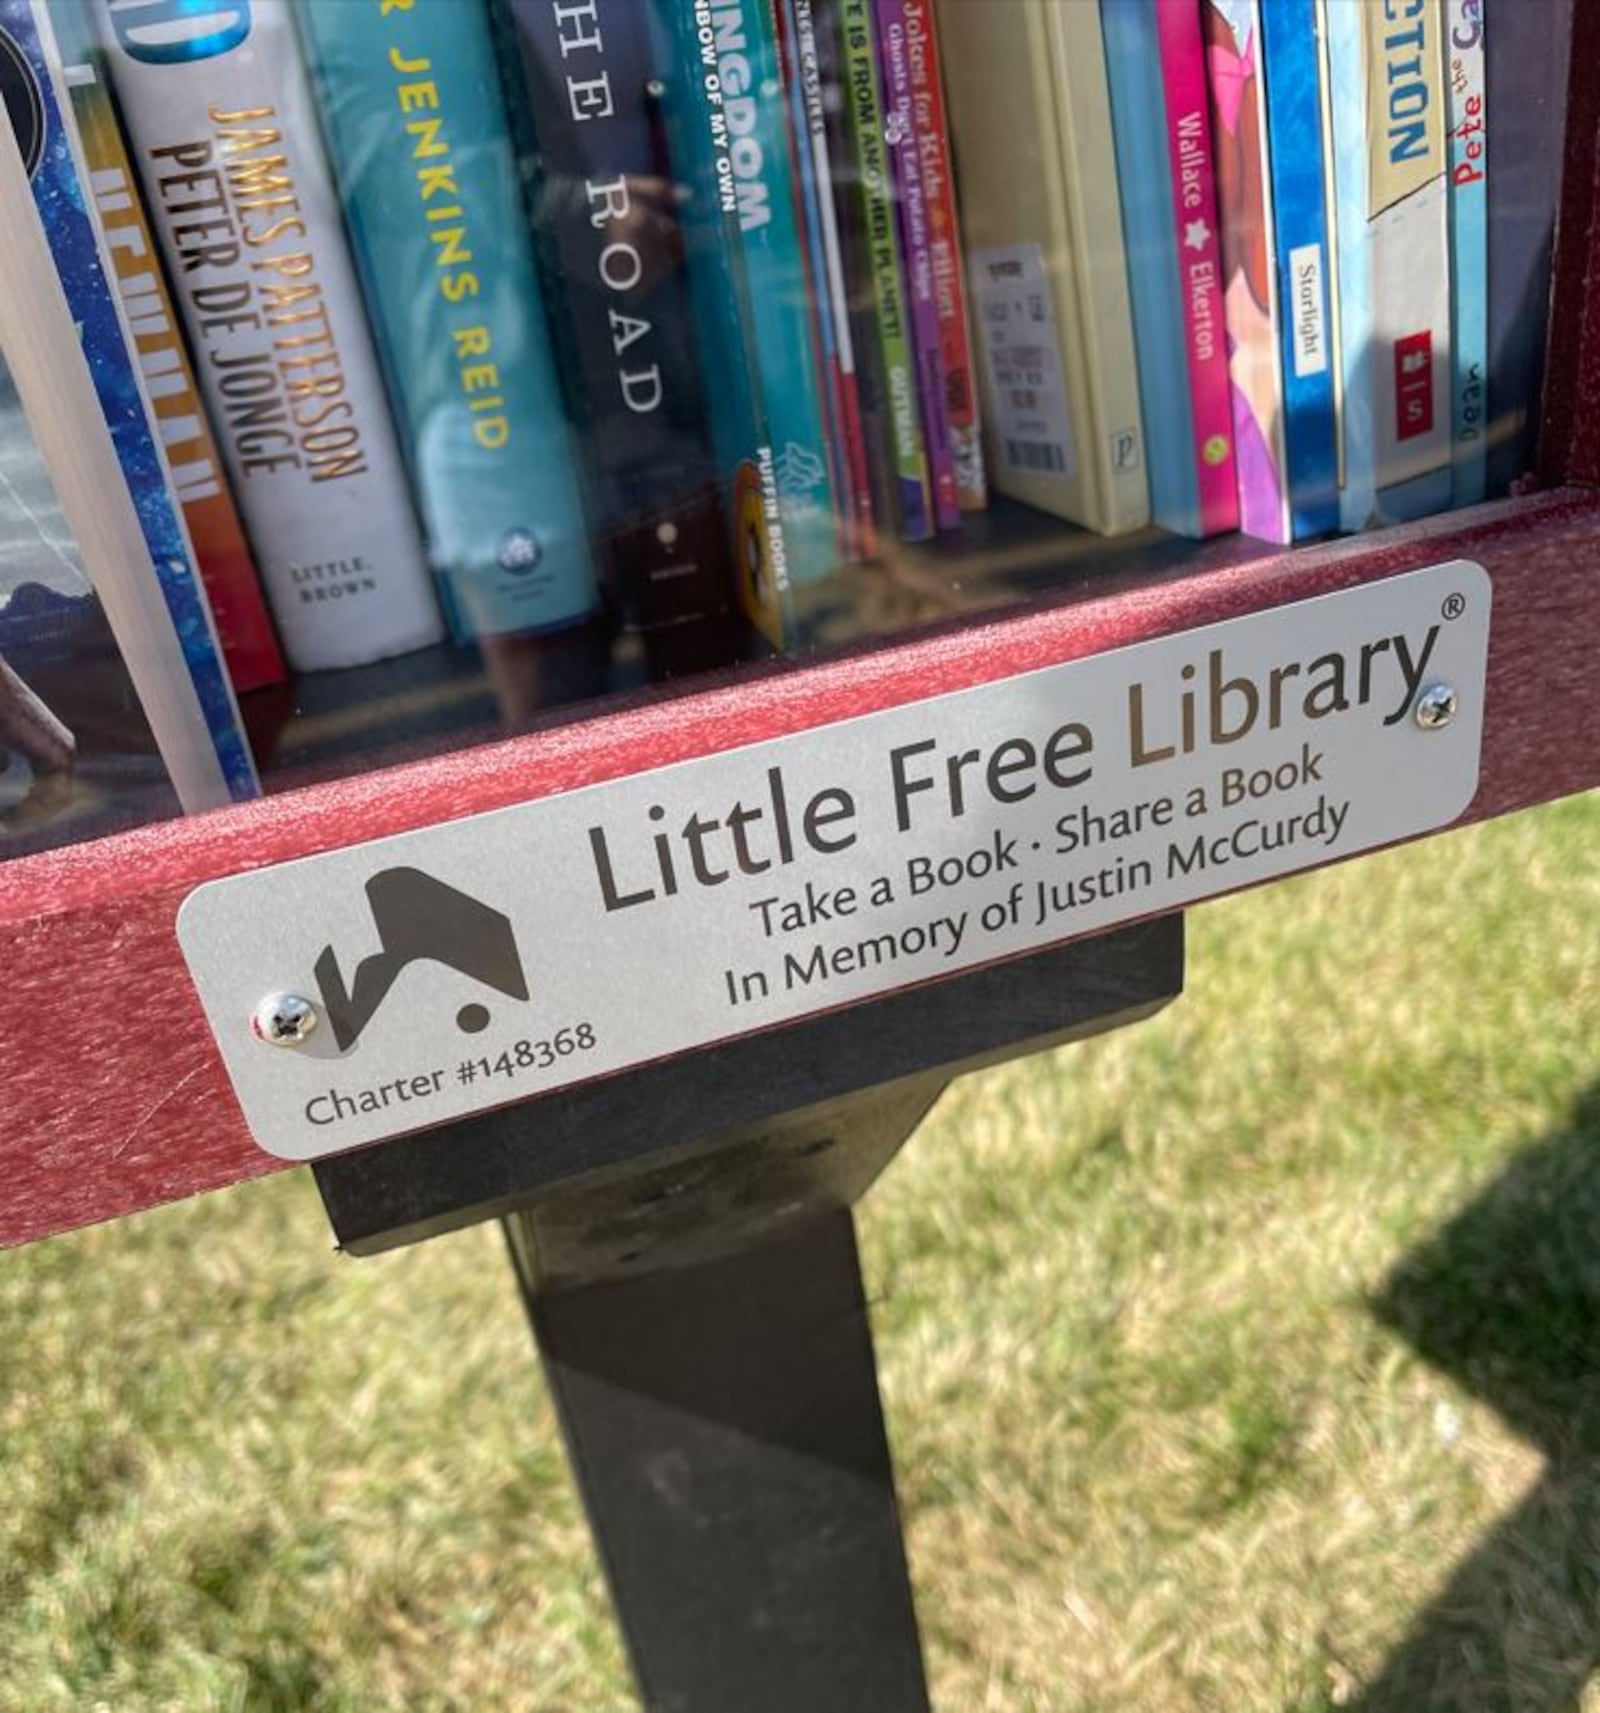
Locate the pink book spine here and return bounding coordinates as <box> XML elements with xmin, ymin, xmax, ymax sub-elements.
<box><xmin>1159</xmin><ymin>0</ymin><xmax>1239</xmax><ymax>536</ymax></box>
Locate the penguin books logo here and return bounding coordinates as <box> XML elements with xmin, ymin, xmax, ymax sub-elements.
<box><xmin>312</xmin><ymin>868</ymin><xmax>529</xmax><ymax>1052</ymax></box>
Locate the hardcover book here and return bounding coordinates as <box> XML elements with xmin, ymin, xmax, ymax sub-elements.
<box><xmin>3</xmin><ymin>0</ymin><xmax>253</xmax><ymax>799</ymax></box>
<box><xmin>95</xmin><ymin>0</ymin><xmax>444</xmax><ymax>672</ymax></box>
<box><xmin>1104</xmin><ymin>0</ymin><xmax>1238</xmax><ymax>540</ymax></box>
<box><xmin>1322</xmin><ymin>0</ymin><xmax>1453</xmax><ymax>529</ymax></box>
<box><xmin>0</xmin><ymin>69</ymin><xmax>244</xmax><ymax>822</ymax></box>
<box><xmin>938</xmin><ymin>0</ymin><xmax>1148</xmax><ymax>535</ymax></box>
<box><xmin>492</xmin><ymin>0</ymin><xmax>741</xmax><ymax>672</ymax></box>
<box><xmin>299</xmin><ymin>0</ymin><xmax>601</xmax><ymax>644</ymax></box>
<box><xmin>1204</xmin><ymin>0</ymin><xmax>1291</xmax><ymax>544</ymax></box>
<box><xmin>874</xmin><ymin>0</ymin><xmax>957</xmax><ymax>530</ymax></box>
<box><xmin>48</xmin><ymin>0</ymin><xmax>284</xmax><ymax>692</ymax></box>
<box><xmin>1259</xmin><ymin>0</ymin><xmax>1338</xmax><ymax>537</ymax></box>
<box><xmin>836</xmin><ymin>0</ymin><xmax>932</xmax><ymax>542</ymax></box>
<box><xmin>1445</xmin><ymin>0</ymin><xmax>1486</xmax><ymax>508</ymax></box>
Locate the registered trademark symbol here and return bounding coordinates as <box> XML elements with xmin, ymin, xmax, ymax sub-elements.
<box><xmin>1441</xmin><ymin>593</ymin><xmax>1467</xmax><ymax>620</ymax></box>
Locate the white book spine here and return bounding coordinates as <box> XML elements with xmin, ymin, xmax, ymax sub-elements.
<box><xmin>95</xmin><ymin>0</ymin><xmax>443</xmax><ymax>672</ymax></box>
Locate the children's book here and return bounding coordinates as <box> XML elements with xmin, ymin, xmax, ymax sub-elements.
<box><xmin>1445</xmin><ymin>0</ymin><xmax>1487</xmax><ymax>508</ymax></box>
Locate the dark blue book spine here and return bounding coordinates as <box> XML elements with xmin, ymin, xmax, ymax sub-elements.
<box><xmin>495</xmin><ymin>0</ymin><xmax>740</xmax><ymax>666</ymax></box>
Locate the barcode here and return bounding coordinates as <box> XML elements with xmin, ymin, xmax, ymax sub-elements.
<box><xmin>1006</xmin><ymin>438</ymin><xmax>1067</xmax><ymax>474</ymax></box>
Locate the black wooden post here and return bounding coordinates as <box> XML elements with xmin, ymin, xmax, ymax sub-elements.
<box><xmin>315</xmin><ymin>916</ymin><xmax>1184</xmax><ymax>1707</ymax></box>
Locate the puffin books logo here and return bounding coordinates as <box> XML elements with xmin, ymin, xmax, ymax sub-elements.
<box><xmin>313</xmin><ymin>867</ymin><xmax>529</xmax><ymax>1051</ymax></box>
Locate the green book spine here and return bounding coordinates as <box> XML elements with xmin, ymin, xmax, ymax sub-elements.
<box><xmin>837</xmin><ymin>0</ymin><xmax>932</xmax><ymax>540</ymax></box>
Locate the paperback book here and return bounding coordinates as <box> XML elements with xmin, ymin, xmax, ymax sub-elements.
<box><xmin>1322</xmin><ymin>0</ymin><xmax>1453</xmax><ymax>529</ymax></box>
<box><xmin>648</xmin><ymin>0</ymin><xmax>792</xmax><ymax>647</ymax></box>
<box><xmin>874</xmin><ymin>0</ymin><xmax>957</xmax><ymax>530</ymax></box>
<box><xmin>95</xmin><ymin>0</ymin><xmax>445</xmax><ymax>672</ymax></box>
<box><xmin>1104</xmin><ymin>0</ymin><xmax>1238</xmax><ymax>540</ymax></box>
<box><xmin>298</xmin><ymin>0</ymin><xmax>601</xmax><ymax>644</ymax></box>
<box><xmin>1446</xmin><ymin>0</ymin><xmax>1487</xmax><ymax>506</ymax></box>
<box><xmin>904</xmin><ymin>0</ymin><xmax>984</xmax><ymax>513</ymax></box>
<box><xmin>779</xmin><ymin>0</ymin><xmax>875</xmax><ymax>559</ymax></box>
<box><xmin>938</xmin><ymin>0</ymin><xmax>1148</xmax><ymax>535</ymax></box>
<box><xmin>835</xmin><ymin>0</ymin><xmax>932</xmax><ymax>542</ymax></box>
<box><xmin>1259</xmin><ymin>0</ymin><xmax>1338</xmax><ymax>538</ymax></box>
<box><xmin>1205</xmin><ymin>0</ymin><xmax>1291</xmax><ymax>544</ymax></box>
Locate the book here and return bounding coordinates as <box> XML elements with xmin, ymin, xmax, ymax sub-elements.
<box><xmin>647</xmin><ymin>0</ymin><xmax>792</xmax><ymax>648</ymax></box>
<box><xmin>874</xmin><ymin>0</ymin><xmax>957</xmax><ymax>531</ymax></box>
<box><xmin>779</xmin><ymin>0</ymin><xmax>875</xmax><ymax>560</ymax></box>
<box><xmin>836</xmin><ymin>0</ymin><xmax>932</xmax><ymax>542</ymax></box>
<box><xmin>0</xmin><ymin>350</ymin><xmax>180</xmax><ymax>858</ymax></box>
<box><xmin>0</xmin><ymin>68</ymin><xmax>243</xmax><ymax>821</ymax></box>
<box><xmin>700</xmin><ymin>0</ymin><xmax>837</xmax><ymax>586</ymax></box>
<box><xmin>937</xmin><ymin>0</ymin><xmax>1149</xmax><ymax>535</ymax></box>
<box><xmin>95</xmin><ymin>0</ymin><xmax>445</xmax><ymax>672</ymax></box>
<box><xmin>298</xmin><ymin>0</ymin><xmax>601</xmax><ymax>645</ymax></box>
<box><xmin>1205</xmin><ymin>0</ymin><xmax>1291</xmax><ymax>544</ymax></box>
<box><xmin>1322</xmin><ymin>0</ymin><xmax>1453</xmax><ymax>530</ymax></box>
<box><xmin>1445</xmin><ymin>0</ymin><xmax>1487</xmax><ymax>508</ymax></box>
<box><xmin>1103</xmin><ymin>0</ymin><xmax>1238</xmax><ymax>540</ymax></box>
<box><xmin>905</xmin><ymin>0</ymin><xmax>984</xmax><ymax>513</ymax></box>
<box><xmin>1485</xmin><ymin>0</ymin><xmax>1566</xmax><ymax>496</ymax></box>
<box><xmin>491</xmin><ymin>0</ymin><xmax>743</xmax><ymax>674</ymax></box>
<box><xmin>1259</xmin><ymin>0</ymin><xmax>1338</xmax><ymax>538</ymax></box>
<box><xmin>3</xmin><ymin>0</ymin><xmax>253</xmax><ymax>802</ymax></box>
<box><xmin>47</xmin><ymin>0</ymin><xmax>285</xmax><ymax>692</ymax></box>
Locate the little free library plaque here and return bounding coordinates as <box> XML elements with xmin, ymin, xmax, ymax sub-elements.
<box><xmin>181</xmin><ymin>561</ymin><xmax>1490</xmax><ymax>1160</ymax></box>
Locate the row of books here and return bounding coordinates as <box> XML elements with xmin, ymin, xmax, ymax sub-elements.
<box><xmin>0</xmin><ymin>0</ymin><xmax>997</xmax><ymax>825</ymax></box>
<box><xmin>0</xmin><ymin>0</ymin><xmax>1570</xmax><ymax>854</ymax></box>
<box><xmin>949</xmin><ymin>0</ymin><xmax>1561</xmax><ymax>545</ymax></box>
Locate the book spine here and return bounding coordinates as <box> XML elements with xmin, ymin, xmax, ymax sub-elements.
<box><xmin>873</xmin><ymin>0</ymin><xmax>956</xmax><ymax>531</ymax></box>
<box><xmin>51</xmin><ymin>19</ymin><xmax>285</xmax><ymax>692</ymax></box>
<box><xmin>774</xmin><ymin>0</ymin><xmax>849</xmax><ymax>558</ymax></box>
<box><xmin>1104</xmin><ymin>0</ymin><xmax>1233</xmax><ymax>539</ymax></box>
<box><xmin>1156</xmin><ymin>0</ymin><xmax>1237</xmax><ymax>536</ymax></box>
<box><xmin>648</xmin><ymin>0</ymin><xmax>793</xmax><ymax>647</ymax></box>
<box><xmin>1446</xmin><ymin>0</ymin><xmax>1487</xmax><ymax>507</ymax></box>
<box><xmin>711</xmin><ymin>0</ymin><xmax>837</xmax><ymax>584</ymax></box>
<box><xmin>785</xmin><ymin>0</ymin><xmax>876</xmax><ymax>559</ymax></box>
<box><xmin>903</xmin><ymin>0</ymin><xmax>984</xmax><ymax>513</ymax></box>
<box><xmin>1324</xmin><ymin>0</ymin><xmax>1453</xmax><ymax>528</ymax></box>
<box><xmin>1205</xmin><ymin>0</ymin><xmax>1290</xmax><ymax>543</ymax></box>
<box><xmin>1259</xmin><ymin>0</ymin><xmax>1339</xmax><ymax>537</ymax></box>
<box><xmin>298</xmin><ymin>0</ymin><xmax>600</xmax><ymax>644</ymax></box>
<box><xmin>5</xmin><ymin>0</ymin><xmax>254</xmax><ymax>798</ymax></box>
<box><xmin>95</xmin><ymin>0</ymin><xmax>444</xmax><ymax>672</ymax></box>
<box><xmin>838</xmin><ymin>0</ymin><xmax>930</xmax><ymax>540</ymax></box>
<box><xmin>492</xmin><ymin>1</ymin><xmax>736</xmax><ymax>662</ymax></box>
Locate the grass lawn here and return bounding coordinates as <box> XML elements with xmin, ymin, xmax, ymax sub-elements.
<box><xmin>5</xmin><ymin>792</ymin><xmax>1600</xmax><ymax>1710</ymax></box>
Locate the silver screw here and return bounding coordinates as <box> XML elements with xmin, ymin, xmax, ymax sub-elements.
<box><xmin>253</xmin><ymin>992</ymin><xmax>319</xmax><ymax>1048</ymax></box>
<box><xmin>1413</xmin><ymin>682</ymin><xmax>1458</xmax><ymax>731</ymax></box>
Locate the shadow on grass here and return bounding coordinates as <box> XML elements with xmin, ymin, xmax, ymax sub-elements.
<box><xmin>1357</xmin><ymin>1081</ymin><xmax>1600</xmax><ymax>1713</ymax></box>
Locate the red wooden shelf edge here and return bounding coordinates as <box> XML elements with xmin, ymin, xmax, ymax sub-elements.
<box><xmin>4</xmin><ymin>485</ymin><xmax>1600</xmax><ymax>1251</ymax></box>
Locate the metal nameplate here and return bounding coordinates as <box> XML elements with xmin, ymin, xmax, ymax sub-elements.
<box><xmin>179</xmin><ymin>561</ymin><xmax>1491</xmax><ymax>1160</ymax></box>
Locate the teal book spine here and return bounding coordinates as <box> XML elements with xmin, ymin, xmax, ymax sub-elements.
<box><xmin>702</xmin><ymin>0</ymin><xmax>836</xmax><ymax>585</ymax></box>
<box><xmin>297</xmin><ymin>0</ymin><xmax>599</xmax><ymax>640</ymax></box>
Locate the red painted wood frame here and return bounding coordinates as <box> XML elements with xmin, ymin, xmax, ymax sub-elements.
<box><xmin>7</xmin><ymin>37</ymin><xmax>1600</xmax><ymax>1253</ymax></box>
